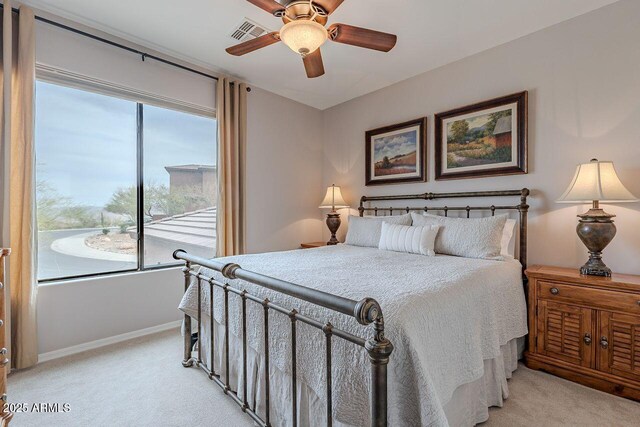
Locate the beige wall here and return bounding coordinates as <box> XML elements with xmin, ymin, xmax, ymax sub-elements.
<box><xmin>321</xmin><ymin>0</ymin><xmax>640</xmax><ymax>274</ymax></box>
<box><xmin>245</xmin><ymin>87</ymin><xmax>324</xmax><ymax>254</ymax></box>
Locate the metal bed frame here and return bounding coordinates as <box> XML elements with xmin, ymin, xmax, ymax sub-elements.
<box><xmin>174</xmin><ymin>188</ymin><xmax>530</xmax><ymax>427</ymax></box>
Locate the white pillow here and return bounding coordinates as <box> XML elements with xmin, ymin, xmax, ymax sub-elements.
<box><xmin>410</xmin><ymin>212</ymin><xmax>508</xmax><ymax>260</ymax></box>
<box><xmin>344</xmin><ymin>214</ymin><xmax>412</xmax><ymax>248</ymax></box>
<box><xmin>501</xmin><ymin>219</ymin><xmax>517</xmax><ymax>258</ymax></box>
<box><xmin>378</xmin><ymin>223</ymin><xmax>440</xmax><ymax>256</ymax></box>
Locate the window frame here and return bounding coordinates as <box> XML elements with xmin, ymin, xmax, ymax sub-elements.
<box><xmin>35</xmin><ymin>75</ymin><xmax>217</xmax><ymax>284</ymax></box>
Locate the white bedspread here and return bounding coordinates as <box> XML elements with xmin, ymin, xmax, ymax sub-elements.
<box><xmin>179</xmin><ymin>244</ymin><xmax>527</xmax><ymax>426</ymax></box>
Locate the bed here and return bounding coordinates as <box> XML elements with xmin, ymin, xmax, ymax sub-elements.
<box><xmin>176</xmin><ymin>189</ymin><xmax>531</xmax><ymax>427</ymax></box>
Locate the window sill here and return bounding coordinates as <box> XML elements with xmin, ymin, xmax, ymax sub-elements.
<box><xmin>37</xmin><ymin>263</ymin><xmax>182</xmax><ymax>287</ymax></box>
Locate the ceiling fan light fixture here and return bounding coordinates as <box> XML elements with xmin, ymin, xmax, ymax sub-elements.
<box><xmin>279</xmin><ymin>20</ymin><xmax>327</xmax><ymax>56</ymax></box>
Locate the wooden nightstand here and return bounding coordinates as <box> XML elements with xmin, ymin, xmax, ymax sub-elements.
<box><xmin>525</xmin><ymin>265</ymin><xmax>640</xmax><ymax>401</ymax></box>
<box><xmin>300</xmin><ymin>242</ymin><xmax>327</xmax><ymax>249</ymax></box>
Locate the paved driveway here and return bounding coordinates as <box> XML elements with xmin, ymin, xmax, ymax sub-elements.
<box><xmin>38</xmin><ymin>229</ymin><xmax>137</xmax><ymax>281</ymax></box>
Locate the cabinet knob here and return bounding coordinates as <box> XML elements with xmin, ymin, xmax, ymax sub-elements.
<box><xmin>0</xmin><ymin>394</ymin><xmax>5</xmax><ymax>402</ymax></box>
<box><xmin>0</xmin><ymin>281</ymin><xmax>3</xmax><ymax>290</ymax></box>
<box><xmin>549</xmin><ymin>287</ymin><xmax>559</xmax><ymax>295</ymax></box>
<box><xmin>0</xmin><ymin>348</ymin><xmax>6</xmax><ymax>355</ymax></box>
<box><xmin>0</xmin><ymin>358</ymin><xmax>8</xmax><ymax>367</ymax></box>
<box><xmin>0</xmin><ymin>319</ymin><xmax>3</xmax><ymax>327</ymax></box>
<box><xmin>583</xmin><ymin>333</ymin><xmax>592</xmax><ymax>345</ymax></box>
<box><xmin>600</xmin><ymin>336</ymin><xmax>609</xmax><ymax>349</ymax></box>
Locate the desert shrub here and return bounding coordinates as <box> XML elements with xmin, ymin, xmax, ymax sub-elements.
<box><xmin>106</xmin><ymin>182</ymin><xmax>215</xmax><ymax>221</ymax></box>
<box><xmin>119</xmin><ymin>221</ymin><xmax>135</xmax><ymax>234</ymax></box>
<box><xmin>65</xmin><ymin>205</ymin><xmax>100</xmax><ymax>228</ymax></box>
<box><xmin>36</xmin><ymin>181</ymin><xmax>100</xmax><ymax>230</ymax></box>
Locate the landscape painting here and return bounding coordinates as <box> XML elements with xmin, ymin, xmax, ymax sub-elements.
<box><xmin>445</xmin><ymin>106</ymin><xmax>515</xmax><ymax>168</ymax></box>
<box><xmin>374</xmin><ymin>130</ymin><xmax>418</xmax><ymax>175</ymax></box>
<box><xmin>366</xmin><ymin>117</ymin><xmax>427</xmax><ymax>185</ymax></box>
<box><xmin>435</xmin><ymin>91</ymin><xmax>528</xmax><ymax>180</ymax></box>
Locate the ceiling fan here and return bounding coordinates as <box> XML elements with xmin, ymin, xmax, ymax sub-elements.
<box><xmin>226</xmin><ymin>0</ymin><xmax>397</xmax><ymax>78</ymax></box>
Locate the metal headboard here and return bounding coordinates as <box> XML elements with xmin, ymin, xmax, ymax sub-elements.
<box><xmin>358</xmin><ymin>188</ymin><xmax>531</xmax><ymax>276</ymax></box>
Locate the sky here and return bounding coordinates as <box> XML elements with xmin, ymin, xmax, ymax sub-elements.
<box><xmin>447</xmin><ymin>109</ymin><xmax>513</xmax><ymax>134</ymax></box>
<box><xmin>373</xmin><ymin>130</ymin><xmax>417</xmax><ymax>162</ymax></box>
<box><xmin>35</xmin><ymin>81</ymin><xmax>217</xmax><ymax>207</ymax></box>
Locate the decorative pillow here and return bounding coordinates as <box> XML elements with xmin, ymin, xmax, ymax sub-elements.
<box><xmin>344</xmin><ymin>214</ymin><xmax>412</xmax><ymax>248</ymax></box>
<box><xmin>501</xmin><ymin>219</ymin><xmax>517</xmax><ymax>258</ymax></box>
<box><xmin>410</xmin><ymin>212</ymin><xmax>508</xmax><ymax>260</ymax></box>
<box><xmin>378</xmin><ymin>223</ymin><xmax>440</xmax><ymax>256</ymax></box>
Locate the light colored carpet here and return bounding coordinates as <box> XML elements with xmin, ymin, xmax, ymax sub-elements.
<box><xmin>8</xmin><ymin>329</ymin><xmax>640</xmax><ymax>426</ymax></box>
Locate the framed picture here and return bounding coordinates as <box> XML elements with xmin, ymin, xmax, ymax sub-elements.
<box><xmin>435</xmin><ymin>91</ymin><xmax>528</xmax><ymax>180</ymax></box>
<box><xmin>365</xmin><ymin>117</ymin><xmax>427</xmax><ymax>186</ymax></box>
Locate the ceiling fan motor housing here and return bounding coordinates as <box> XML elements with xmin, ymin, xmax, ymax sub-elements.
<box><xmin>282</xmin><ymin>1</ymin><xmax>329</xmax><ymax>25</ymax></box>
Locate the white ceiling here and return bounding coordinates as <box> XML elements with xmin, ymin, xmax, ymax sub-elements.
<box><xmin>20</xmin><ymin>0</ymin><xmax>618</xmax><ymax>110</ymax></box>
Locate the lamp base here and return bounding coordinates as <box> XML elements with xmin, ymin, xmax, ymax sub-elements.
<box><xmin>576</xmin><ymin>208</ymin><xmax>616</xmax><ymax>278</ymax></box>
<box><xmin>325</xmin><ymin>212</ymin><xmax>341</xmax><ymax>245</ymax></box>
<box><xmin>580</xmin><ymin>252</ymin><xmax>612</xmax><ymax>277</ymax></box>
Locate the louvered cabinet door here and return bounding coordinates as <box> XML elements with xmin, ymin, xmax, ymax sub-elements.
<box><xmin>536</xmin><ymin>300</ymin><xmax>594</xmax><ymax>368</ymax></box>
<box><xmin>599</xmin><ymin>311</ymin><xmax>640</xmax><ymax>381</ymax></box>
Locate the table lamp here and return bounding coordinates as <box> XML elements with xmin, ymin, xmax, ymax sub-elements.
<box><xmin>319</xmin><ymin>184</ymin><xmax>349</xmax><ymax>245</ymax></box>
<box><xmin>557</xmin><ymin>159</ymin><xmax>638</xmax><ymax>277</ymax></box>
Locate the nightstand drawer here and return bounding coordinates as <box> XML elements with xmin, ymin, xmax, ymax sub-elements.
<box><xmin>538</xmin><ymin>280</ymin><xmax>640</xmax><ymax>314</ymax></box>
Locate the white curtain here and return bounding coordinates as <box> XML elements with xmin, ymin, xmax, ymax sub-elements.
<box><xmin>216</xmin><ymin>76</ymin><xmax>247</xmax><ymax>257</ymax></box>
<box><xmin>1</xmin><ymin>1</ymin><xmax>38</xmax><ymax>369</ymax></box>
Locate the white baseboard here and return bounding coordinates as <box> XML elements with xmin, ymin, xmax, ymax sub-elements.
<box><xmin>38</xmin><ymin>320</ymin><xmax>182</xmax><ymax>363</ymax></box>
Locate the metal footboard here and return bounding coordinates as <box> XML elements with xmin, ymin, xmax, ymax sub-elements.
<box><xmin>173</xmin><ymin>250</ymin><xmax>394</xmax><ymax>427</ymax></box>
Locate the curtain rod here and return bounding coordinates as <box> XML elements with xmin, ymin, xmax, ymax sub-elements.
<box><xmin>1</xmin><ymin>4</ymin><xmax>252</xmax><ymax>92</ymax></box>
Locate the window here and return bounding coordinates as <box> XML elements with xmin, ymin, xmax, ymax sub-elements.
<box><xmin>35</xmin><ymin>80</ymin><xmax>217</xmax><ymax>281</ymax></box>
<box><xmin>142</xmin><ymin>105</ymin><xmax>217</xmax><ymax>266</ymax></box>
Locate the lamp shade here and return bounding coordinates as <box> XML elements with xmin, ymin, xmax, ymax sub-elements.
<box><xmin>279</xmin><ymin>20</ymin><xmax>328</xmax><ymax>56</ymax></box>
<box><xmin>557</xmin><ymin>159</ymin><xmax>638</xmax><ymax>203</ymax></box>
<box><xmin>319</xmin><ymin>185</ymin><xmax>349</xmax><ymax>210</ymax></box>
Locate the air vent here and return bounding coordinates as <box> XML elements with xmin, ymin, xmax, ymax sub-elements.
<box><xmin>229</xmin><ymin>18</ymin><xmax>271</xmax><ymax>43</ymax></box>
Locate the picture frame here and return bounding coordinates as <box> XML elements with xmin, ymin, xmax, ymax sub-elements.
<box><xmin>435</xmin><ymin>91</ymin><xmax>528</xmax><ymax>180</ymax></box>
<box><xmin>365</xmin><ymin>117</ymin><xmax>427</xmax><ymax>186</ymax></box>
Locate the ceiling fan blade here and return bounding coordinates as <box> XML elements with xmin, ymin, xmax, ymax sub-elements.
<box><xmin>328</xmin><ymin>24</ymin><xmax>397</xmax><ymax>52</ymax></box>
<box><xmin>302</xmin><ymin>49</ymin><xmax>325</xmax><ymax>78</ymax></box>
<box><xmin>314</xmin><ymin>0</ymin><xmax>345</xmax><ymax>15</ymax></box>
<box><xmin>246</xmin><ymin>0</ymin><xmax>286</xmax><ymax>16</ymax></box>
<box><xmin>226</xmin><ymin>32</ymin><xmax>281</xmax><ymax>56</ymax></box>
